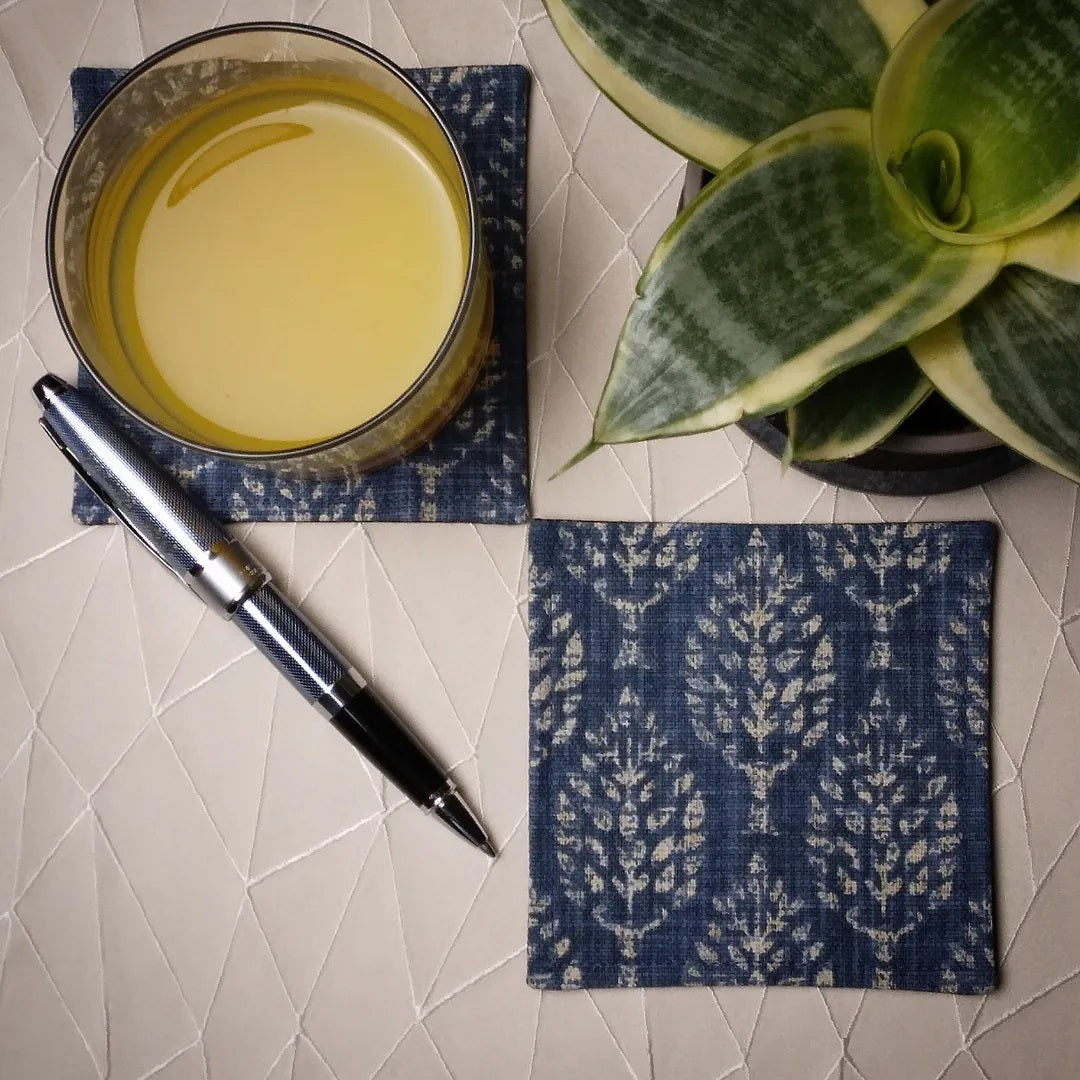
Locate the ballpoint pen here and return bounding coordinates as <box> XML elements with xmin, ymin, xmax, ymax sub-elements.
<box><xmin>34</xmin><ymin>374</ymin><xmax>495</xmax><ymax>857</ymax></box>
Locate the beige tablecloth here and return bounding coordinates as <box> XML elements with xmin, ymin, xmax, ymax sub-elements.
<box><xmin>0</xmin><ymin>0</ymin><xmax>1077</xmax><ymax>1077</ymax></box>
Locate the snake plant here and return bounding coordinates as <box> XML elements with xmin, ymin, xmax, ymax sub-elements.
<box><xmin>548</xmin><ymin>0</ymin><xmax>1080</xmax><ymax>480</ymax></box>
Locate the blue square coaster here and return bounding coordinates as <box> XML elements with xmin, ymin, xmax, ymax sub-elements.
<box><xmin>528</xmin><ymin>520</ymin><xmax>996</xmax><ymax>992</ymax></box>
<box><xmin>70</xmin><ymin>63</ymin><xmax>528</xmax><ymax>524</ymax></box>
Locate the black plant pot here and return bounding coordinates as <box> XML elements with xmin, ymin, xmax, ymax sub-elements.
<box><xmin>738</xmin><ymin>401</ymin><xmax>1028</xmax><ymax>497</ymax></box>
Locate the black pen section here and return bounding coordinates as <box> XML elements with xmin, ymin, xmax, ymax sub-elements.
<box><xmin>329</xmin><ymin>687</ymin><xmax>446</xmax><ymax>805</ymax></box>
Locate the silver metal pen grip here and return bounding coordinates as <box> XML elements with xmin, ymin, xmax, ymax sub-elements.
<box><xmin>38</xmin><ymin>382</ymin><xmax>266</xmax><ymax>612</ymax></box>
<box><xmin>232</xmin><ymin>583</ymin><xmax>359</xmax><ymax>709</ymax></box>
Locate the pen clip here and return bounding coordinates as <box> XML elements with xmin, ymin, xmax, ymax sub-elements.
<box><xmin>38</xmin><ymin>416</ymin><xmax>185</xmax><ymax>584</ymax></box>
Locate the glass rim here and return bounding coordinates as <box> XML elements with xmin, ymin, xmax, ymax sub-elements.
<box><xmin>46</xmin><ymin>21</ymin><xmax>485</xmax><ymax>462</ymax></box>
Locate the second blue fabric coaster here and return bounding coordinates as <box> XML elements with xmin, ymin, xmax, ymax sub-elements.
<box><xmin>70</xmin><ymin>64</ymin><xmax>529</xmax><ymax>525</ymax></box>
<box><xmin>528</xmin><ymin>520</ymin><xmax>996</xmax><ymax>993</ymax></box>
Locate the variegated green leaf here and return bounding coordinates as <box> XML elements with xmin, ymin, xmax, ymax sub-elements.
<box><xmin>909</xmin><ymin>267</ymin><xmax>1080</xmax><ymax>482</ymax></box>
<box><xmin>873</xmin><ymin>0</ymin><xmax>1080</xmax><ymax>243</ymax></box>
<box><xmin>543</xmin><ymin>0</ymin><xmax>925</xmax><ymax>170</ymax></box>
<box><xmin>587</xmin><ymin>111</ymin><xmax>1003</xmax><ymax>451</ymax></box>
<box><xmin>1004</xmin><ymin>207</ymin><xmax>1080</xmax><ymax>285</ymax></box>
<box><xmin>786</xmin><ymin>352</ymin><xmax>932</xmax><ymax>462</ymax></box>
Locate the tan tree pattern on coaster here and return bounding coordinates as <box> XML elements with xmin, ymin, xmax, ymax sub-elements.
<box><xmin>555</xmin><ymin>687</ymin><xmax>705</xmax><ymax>986</ymax></box>
<box><xmin>940</xmin><ymin>899</ymin><xmax>996</xmax><ymax>995</ymax></box>
<box><xmin>527</xmin><ymin>887</ymin><xmax>583</xmax><ymax>989</ymax></box>
<box><xmin>936</xmin><ymin>569</ymin><xmax>992</xmax><ymax>768</ymax></box>
<box><xmin>531</xmin><ymin>521</ymin><xmax>994</xmax><ymax>995</ymax></box>
<box><xmin>808</xmin><ymin>523</ymin><xmax>952</xmax><ymax>668</ymax></box>
<box><xmin>806</xmin><ymin>689</ymin><xmax>961</xmax><ymax>988</ymax></box>
<box><xmin>686</xmin><ymin>852</ymin><xmax>834</xmax><ymax>987</ymax></box>
<box><xmin>686</xmin><ymin>528</ymin><xmax>834</xmax><ymax>833</ymax></box>
<box><xmin>528</xmin><ymin>563</ymin><xmax>585</xmax><ymax>767</ymax></box>
<box><xmin>410</xmin><ymin>342</ymin><xmax>510</xmax><ymax>522</ymax></box>
<box><xmin>562</xmin><ymin>522</ymin><xmax>702</xmax><ymax>669</ymax></box>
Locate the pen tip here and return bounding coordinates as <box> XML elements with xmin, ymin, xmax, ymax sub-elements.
<box><xmin>480</xmin><ymin>840</ymin><xmax>498</xmax><ymax>858</ymax></box>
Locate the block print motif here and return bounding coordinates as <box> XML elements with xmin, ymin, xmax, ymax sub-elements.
<box><xmin>686</xmin><ymin>852</ymin><xmax>834</xmax><ymax>987</ymax></box>
<box><xmin>806</xmin><ymin>689</ymin><xmax>960</xmax><ymax>989</ymax></box>
<box><xmin>935</xmin><ymin>570</ymin><xmax>992</xmax><ymax>768</ymax></box>
<box><xmin>529</xmin><ymin>562</ymin><xmax>585</xmax><ymax>768</ymax></box>
<box><xmin>686</xmin><ymin>529</ymin><xmax>834</xmax><ymax>834</ymax></box>
<box><xmin>528</xmin><ymin>521</ymin><xmax>995</xmax><ymax>993</ymax></box>
<box><xmin>555</xmin><ymin>687</ymin><xmax>706</xmax><ymax>987</ymax></box>
<box><xmin>528</xmin><ymin>887</ymin><xmax>583</xmax><ymax>990</ymax></box>
<box><xmin>808</xmin><ymin>523</ymin><xmax>952</xmax><ymax>669</ymax></box>
<box><xmin>561</xmin><ymin>522</ymin><xmax>702</xmax><ymax>670</ymax></box>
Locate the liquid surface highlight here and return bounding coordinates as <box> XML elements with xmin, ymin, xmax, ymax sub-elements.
<box><xmin>106</xmin><ymin>86</ymin><xmax>468</xmax><ymax>446</ymax></box>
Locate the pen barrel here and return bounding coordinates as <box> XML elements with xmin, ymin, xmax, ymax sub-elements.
<box><xmin>233</xmin><ymin>583</ymin><xmax>352</xmax><ymax>707</ymax></box>
<box><xmin>233</xmin><ymin>583</ymin><xmax>445</xmax><ymax>804</ymax></box>
<box><xmin>38</xmin><ymin>384</ymin><xmax>265</xmax><ymax>608</ymax></box>
<box><xmin>37</xmin><ymin>379</ymin><xmax>454</xmax><ymax>816</ymax></box>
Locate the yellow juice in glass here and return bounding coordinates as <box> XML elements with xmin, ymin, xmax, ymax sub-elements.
<box><xmin>85</xmin><ymin>75</ymin><xmax>475</xmax><ymax>454</ymax></box>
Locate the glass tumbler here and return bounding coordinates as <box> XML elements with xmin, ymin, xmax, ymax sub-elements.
<box><xmin>48</xmin><ymin>23</ymin><xmax>493</xmax><ymax>478</ymax></box>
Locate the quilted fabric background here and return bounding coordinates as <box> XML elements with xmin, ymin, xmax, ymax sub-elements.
<box><xmin>0</xmin><ymin>0</ymin><xmax>1079</xmax><ymax>1077</ymax></box>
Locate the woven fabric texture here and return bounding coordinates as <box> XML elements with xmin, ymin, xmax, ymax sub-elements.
<box><xmin>528</xmin><ymin>520</ymin><xmax>996</xmax><ymax>993</ymax></box>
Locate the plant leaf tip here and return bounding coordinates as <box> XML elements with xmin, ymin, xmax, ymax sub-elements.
<box><xmin>550</xmin><ymin>439</ymin><xmax>603</xmax><ymax>480</ymax></box>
